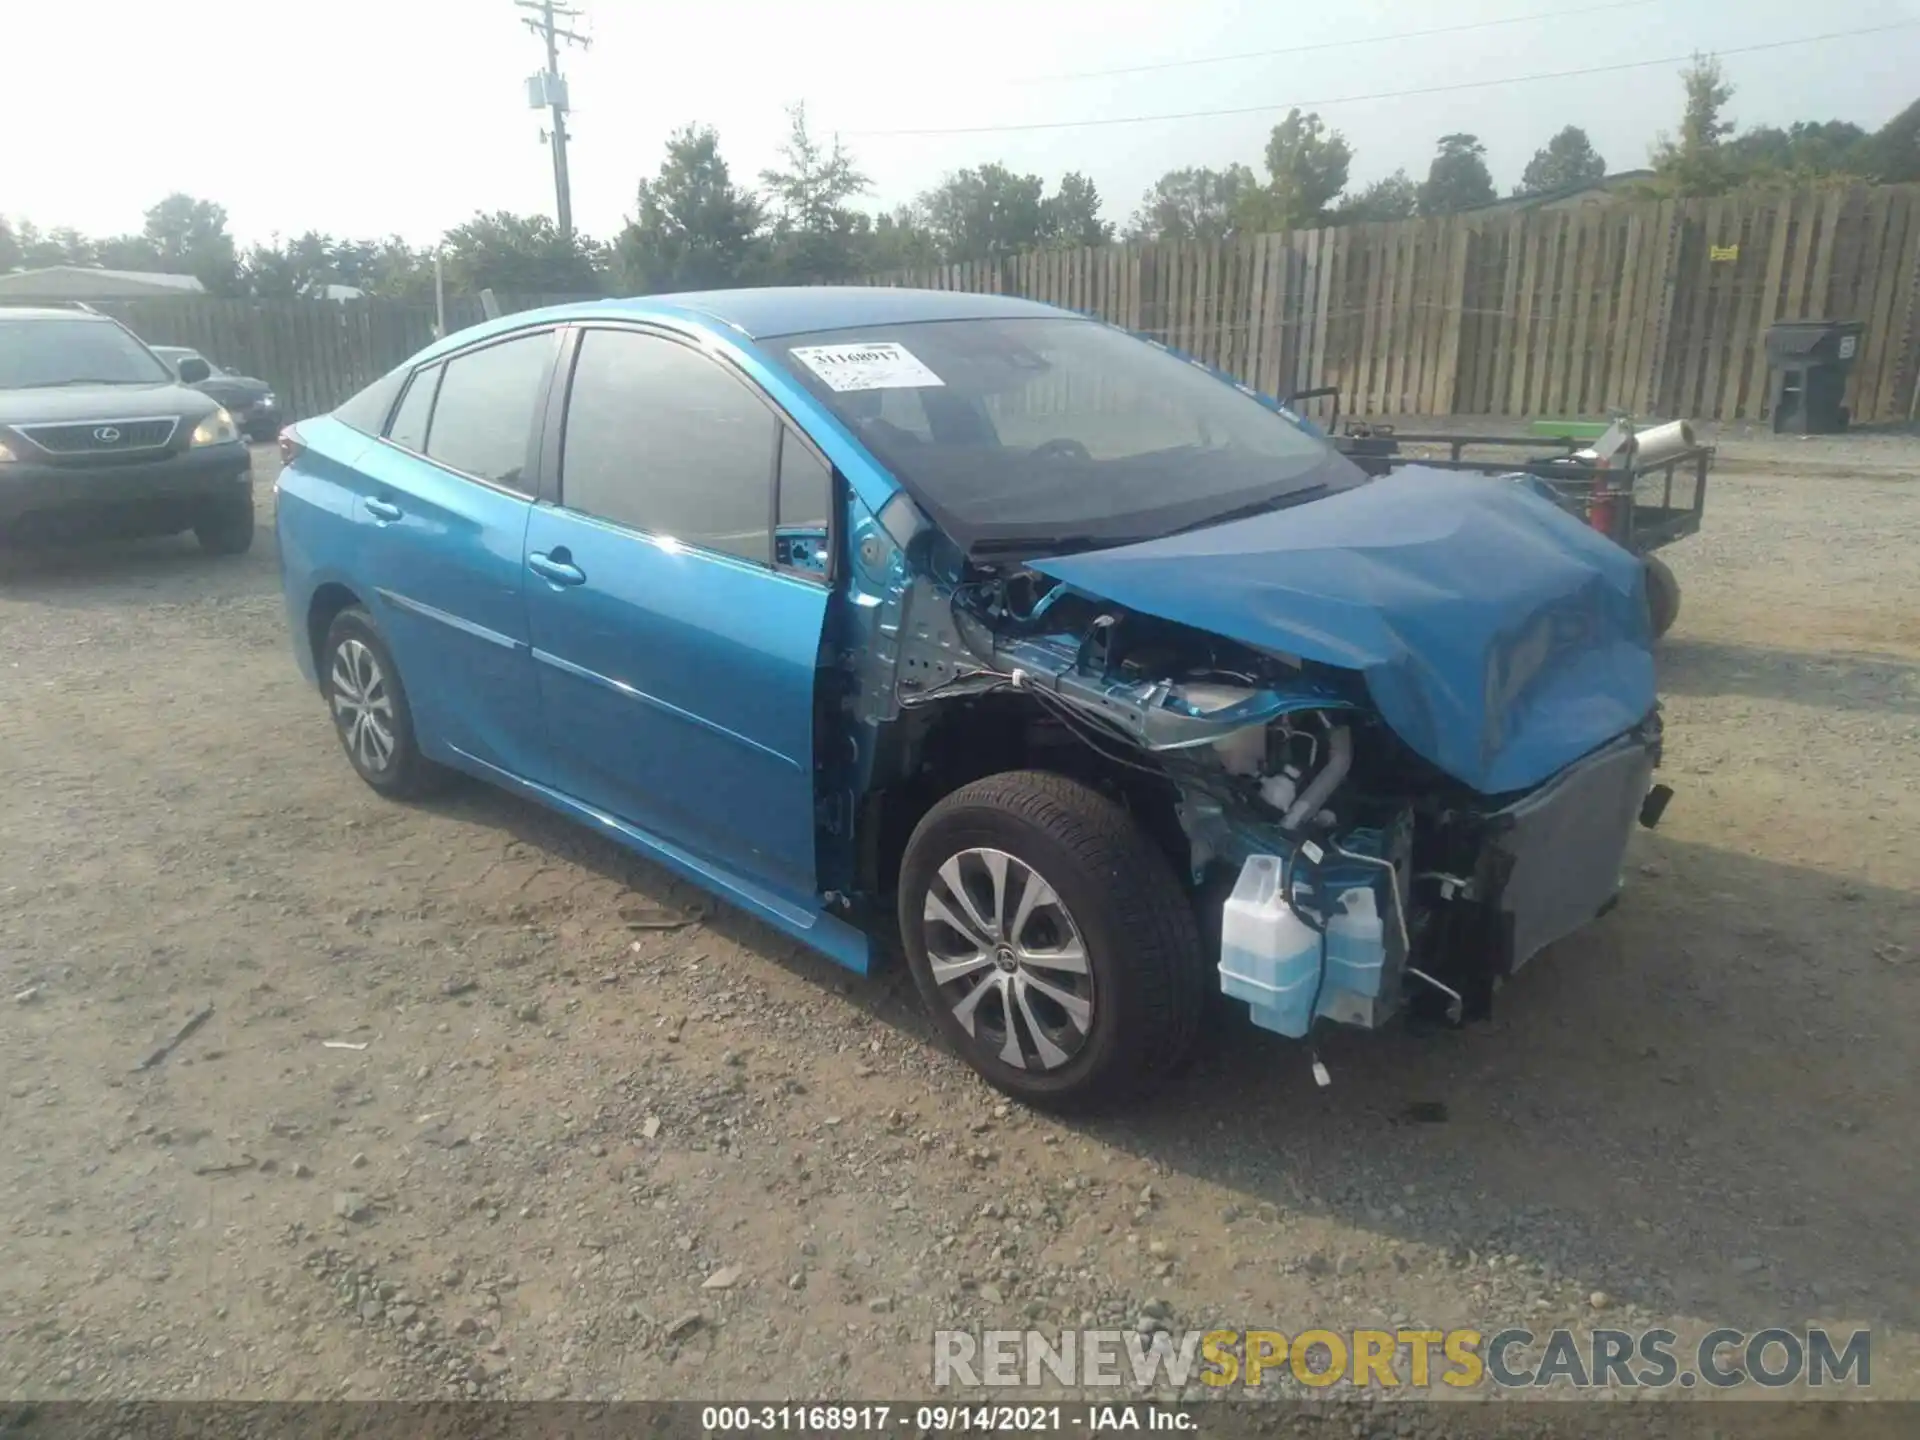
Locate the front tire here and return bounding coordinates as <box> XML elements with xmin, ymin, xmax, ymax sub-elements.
<box><xmin>322</xmin><ymin>607</ymin><xmax>449</xmax><ymax>799</ymax></box>
<box><xmin>195</xmin><ymin>488</ymin><xmax>255</xmax><ymax>555</ymax></box>
<box><xmin>899</xmin><ymin>771</ymin><xmax>1206</xmax><ymax>1112</ymax></box>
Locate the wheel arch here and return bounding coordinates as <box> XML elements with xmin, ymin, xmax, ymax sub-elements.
<box><xmin>306</xmin><ymin>582</ymin><xmax>366</xmax><ymax>690</ymax></box>
<box><xmin>856</xmin><ymin>691</ymin><xmax>1194</xmax><ymax>906</ymax></box>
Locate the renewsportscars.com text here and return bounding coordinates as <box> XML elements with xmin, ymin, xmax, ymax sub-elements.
<box><xmin>932</xmin><ymin>1327</ymin><xmax>1871</xmax><ymax>1391</ymax></box>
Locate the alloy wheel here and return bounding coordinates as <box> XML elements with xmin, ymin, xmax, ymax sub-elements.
<box><xmin>330</xmin><ymin>637</ymin><xmax>397</xmax><ymax>775</ymax></box>
<box><xmin>921</xmin><ymin>847</ymin><xmax>1096</xmax><ymax>1072</ymax></box>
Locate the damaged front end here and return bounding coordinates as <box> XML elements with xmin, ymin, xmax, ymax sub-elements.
<box><xmin>842</xmin><ymin>473</ymin><xmax>1667</xmax><ymax>1044</ymax></box>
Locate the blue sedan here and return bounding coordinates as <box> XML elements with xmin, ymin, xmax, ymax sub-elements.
<box><xmin>276</xmin><ymin>287</ymin><xmax>1666</xmax><ymax>1110</ymax></box>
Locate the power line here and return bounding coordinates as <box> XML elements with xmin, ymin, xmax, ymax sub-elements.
<box><xmin>1011</xmin><ymin>0</ymin><xmax>1664</xmax><ymax>84</ymax></box>
<box><xmin>846</xmin><ymin>21</ymin><xmax>1918</xmax><ymax>138</ymax></box>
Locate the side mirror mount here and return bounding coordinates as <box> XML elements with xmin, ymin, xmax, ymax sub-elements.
<box><xmin>176</xmin><ymin>356</ymin><xmax>211</xmax><ymax>384</ymax></box>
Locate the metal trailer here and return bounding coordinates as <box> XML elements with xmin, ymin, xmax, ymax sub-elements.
<box><xmin>1287</xmin><ymin>388</ymin><xmax>1711</xmax><ymax>640</ymax></box>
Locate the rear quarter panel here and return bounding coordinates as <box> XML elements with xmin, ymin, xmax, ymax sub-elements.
<box><xmin>275</xmin><ymin>416</ymin><xmax>380</xmax><ymax>687</ymax></box>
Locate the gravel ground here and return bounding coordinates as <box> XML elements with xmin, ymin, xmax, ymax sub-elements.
<box><xmin>1</xmin><ymin>437</ymin><xmax>1916</xmax><ymax>1408</ymax></box>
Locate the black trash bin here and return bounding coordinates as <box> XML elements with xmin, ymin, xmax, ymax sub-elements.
<box><xmin>1765</xmin><ymin>319</ymin><xmax>1864</xmax><ymax>434</ymax></box>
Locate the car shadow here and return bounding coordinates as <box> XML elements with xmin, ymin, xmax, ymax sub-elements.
<box><xmin>419</xmin><ymin>773</ymin><xmax>1920</xmax><ymax>1336</ymax></box>
<box><xmin>1658</xmin><ymin>635</ymin><xmax>1920</xmax><ymax>716</ymax></box>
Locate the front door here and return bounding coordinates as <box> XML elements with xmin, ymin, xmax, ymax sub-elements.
<box><xmin>523</xmin><ymin>325</ymin><xmax>835</xmax><ymax>905</ymax></box>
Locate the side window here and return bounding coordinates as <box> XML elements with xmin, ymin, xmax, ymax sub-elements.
<box><xmin>561</xmin><ymin>329</ymin><xmax>776</xmax><ymax>565</ymax></box>
<box><xmin>774</xmin><ymin>429</ymin><xmax>833</xmax><ymax>577</ymax></box>
<box><xmin>421</xmin><ymin>331</ymin><xmax>555</xmax><ymax>491</ymax></box>
<box><xmin>386</xmin><ymin>364</ymin><xmax>439</xmax><ymax>453</ymax></box>
<box><xmin>333</xmin><ymin>364</ymin><xmax>409</xmax><ymax>435</ymax></box>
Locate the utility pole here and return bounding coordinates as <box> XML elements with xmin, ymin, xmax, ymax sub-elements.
<box><xmin>516</xmin><ymin>0</ymin><xmax>590</xmax><ymax>243</ymax></box>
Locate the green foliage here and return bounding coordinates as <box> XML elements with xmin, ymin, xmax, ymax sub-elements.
<box><xmin>616</xmin><ymin>125</ymin><xmax>764</xmax><ymax>292</ymax></box>
<box><xmin>918</xmin><ymin>164</ymin><xmax>1048</xmax><ymax>263</ymax></box>
<box><xmin>439</xmin><ymin>210</ymin><xmax>603</xmax><ymax>296</ymax></box>
<box><xmin>1236</xmin><ymin>111</ymin><xmax>1351</xmax><ymax>231</ymax></box>
<box><xmin>1419</xmin><ymin>134</ymin><xmax>1496</xmax><ymax>215</ymax></box>
<box><xmin>1041</xmin><ymin>172</ymin><xmax>1115</xmax><ymax>249</ymax></box>
<box><xmin>1516</xmin><ymin>126</ymin><xmax>1607</xmax><ymax>197</ymax></box>
<box><xmin>756</xmin><ymin>106</ymin><xmax>875</xmax><ymax>284</ymax></box>
<box><xmin>141</xmin><ymin>193</ymin><xmax>239</xmax><ymax>293</ymax></box>
<box><xmin>1125</xmin><ymin>165</ymin><xmax>1259</xmax><ymax>241</ymax></box>
<box><xmin>1649</xmin><ymin>53</ymin><xmax>1739</xmax><ymax>196</ymax></box>
<box><xmin>1865</xmin><ymin>97</ymin><xmax>1920</xmax><ymax>184</ymax></box>
<box><xmin>1332</xmin><ymin>170</ymin><xmax>1419</xmax><ymax>224</ymax></box>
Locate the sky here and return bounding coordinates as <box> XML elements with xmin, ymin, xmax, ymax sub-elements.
<box><xmin>3</xmin><ymin>0</ymin><xmax>1917</xmax><ymax>250</ymax></box>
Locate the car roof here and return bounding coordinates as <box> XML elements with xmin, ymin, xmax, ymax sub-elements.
<box><xmin>607</xmin><ymin>286</ymin><xmax>1069</xmax><ymax>339</ymax></box>
<box><xmin>0</xmin><ymin>305</ymin><xmax>116</xmax><ymax>322</ymax></box>
<box><xmin>424</xmin><ymin>288</ymin><xmax>1075</xmax><ymax>363</ymax></box>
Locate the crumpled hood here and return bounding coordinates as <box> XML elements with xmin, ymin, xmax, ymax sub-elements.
<box><xmin>1030</xmin><ymin>467</ymin><xmax>1656</xmax><ymax>795</ymax></box>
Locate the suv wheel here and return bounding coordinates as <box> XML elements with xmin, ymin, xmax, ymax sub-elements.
<box><xmin>322</xmin><ymin>607</ymin><xmax>449</xmax><ymax>798</ymax></box>
<box><xmin>195</xmin><ymin>488</ymin><xmax>255</xmax><ymax>555</ymax></box>
<box><xmin>899</xmin><ymin>770</ymin><xmax>1206</xmax><ymax>1112</ymax></box>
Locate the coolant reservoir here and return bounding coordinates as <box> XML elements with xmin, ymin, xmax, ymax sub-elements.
<box><xmin>1218</xmin><ymin>854</ymin><xmax>1322</xmax><ymax>1038</ymax></box>
<box><xmin>1322</xmin><ymin>887</ymin><xmax>1386</xmax><ymax>1003</ymax></box>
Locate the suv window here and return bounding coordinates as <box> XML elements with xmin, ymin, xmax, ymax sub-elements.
<box><xmin>561</xmin><ymin>329</ymin><xmax>775</xmax><ymax>565</ymax></box>
<box><xmin>387</xmin><ymin>364</ymin><xmax>440</xmax><ymax>452</ymax></box>
<box><xmin>421</xmin><ymin>331</ymin><xmax>556</xmax><ymax>491</ymax></box>
<box><xmin>0</xmin><ymin>315</ymin><xmax>173</xmax><ymax>389</ymax></box>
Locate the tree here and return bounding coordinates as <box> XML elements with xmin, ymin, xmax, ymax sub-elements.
<box><xmin>0</xmin><ymin>218</ymin><xmax>17</xmax><ymax>273</ymax></box>
<box><xmin>861</xmin><ymin>206</ymin><xmax>942</xmax><ymax>273</ymax></box>
<box><xmin>141</xmin><ymin>193</ymin><xmax>238</xmax><ymax>292</ymax></box>
<box><xmin>760</xmin><ymin>103</ymin><xmax>869</xmax><ymax>235</ymax></box>
<box><xmin>1419</xmin><ymin>133</ymin><xmax>1496</xmax><ymax>215</ymax></box>
<box><xmin>1650</xmin><ymin>53</ymin><xmax>1738</xmax><ymax>196</ymax></box>
<box><xmin>615</xmin><ymin>125</ymin><xmax>764</xmax><ymax>292</ymax></box>
<box><xmin>1726</xmin><ymin>120</ymin><xmax>1869</xmax><ymax>179</ymax></box>
<box><xmin>1237</xmin><ymin>110</ymin><xmax>1351</xmax><ymax>231</ymax></box>
<box><xmin>1332</xmin><ymin>170</ymin><xmax>1419</xmax><ymax>223</ymax></box>
<box><xmin>1125</xmin><ymin>165</ymin><xmax>1258</xmax><ymax>241</ymax></box>
<box><xmin>919</xmin><ymin>164</ymin><xmax>1047</xmax><ymax>263</ymax></box>
<box><xmin>1516</xmin><ymin>126</ymin><xmax>1607</xmax><ymax>196</ymax></box>
<box><xmin>756</xmin><ymin>105</ymin><xmax>875</xmax><ymax>284</ymax></box>
<box><xmin>440</xmin><ymin>211</ymin><xmax>602</xmax><ymax>296</ymax></box>
<box><xmin>1865</xmin><ymin>97</ymin><xmax>1920</xmax><ymax>183</ymax></box>
<box><xmin>1040</xmin><ymin>172</ymin><xmax>1114</xmax><ymax>248</ymax></box>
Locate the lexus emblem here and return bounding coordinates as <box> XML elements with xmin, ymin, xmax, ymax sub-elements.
<box><xmin>92</xmin><ymin>425</ymin><xmax>123</xmax><ymax>444</ymax></box>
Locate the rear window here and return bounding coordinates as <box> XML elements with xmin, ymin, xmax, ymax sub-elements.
<box><xmin>334</xmin><ymin>365</ymin><xmax>409</xmax><ymax>435</ymax></box>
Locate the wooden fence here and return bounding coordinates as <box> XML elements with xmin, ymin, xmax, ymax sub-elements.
<box><xmin>89</xmin><ymin>292</ymin><xmax>588</xmax><ymax>421</ymax></box>
<box><xmin>867</xmin><ymin>183</ymin><xmax>1920</xmax><ymax>426</ymax></box>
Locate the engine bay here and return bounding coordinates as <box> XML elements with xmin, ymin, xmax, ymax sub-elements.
<box><xmin>853</xmin><ymin>544</ymin><xmax>1665</xmax><ymax>1041</ymax></box>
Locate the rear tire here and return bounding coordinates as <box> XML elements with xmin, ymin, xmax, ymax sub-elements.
<box><xmin>195</xmin><ymin>488</ymin><xmax>255</xmax><ymax>555</ymax></box>
<box><xmin>898</xmin><ymin>770</ymin><xmax>1206</xmax><ymax>1113</ymax></box>
<box><xmin>1644</xmin><ymin>554</ymin><xmax>1681</xmax><ymax>640</ymax></box>
<box><xmin>322</xmin><ymin>607</ymin><xmax>451</xmax><ymax>799</ymax></box>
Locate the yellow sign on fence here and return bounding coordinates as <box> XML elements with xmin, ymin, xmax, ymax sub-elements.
<box><xmin>1710</xmin><ymin>244</ymin><xmax>1740</xmax><ymax>263</ymax></box>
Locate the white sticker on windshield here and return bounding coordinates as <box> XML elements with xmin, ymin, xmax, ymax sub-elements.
<box><xmin>789</xmin><ymin>342</ymin><xmax>945</xmax><ymax>392</ymax></box>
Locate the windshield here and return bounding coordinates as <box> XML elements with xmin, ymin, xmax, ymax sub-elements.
<box><xmin>155</xmin><ymin>346</ymin><xmax>220</xmax><ymax>375</ymax></box>
<box><xmin>0</xmin><ymin>317</ymin><xmax>174</xmax><ymax>388</ymax></box>
<box><xmin>770</xmin><ymin>316</ymin><xmax>1362</xmax><ymax>556</ymax></box>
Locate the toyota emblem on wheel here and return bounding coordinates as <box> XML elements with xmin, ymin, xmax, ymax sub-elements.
<box><xmin>92</xmin><ymin>425</ymin><xmax>122</xmax><ymax>444</ymax></box>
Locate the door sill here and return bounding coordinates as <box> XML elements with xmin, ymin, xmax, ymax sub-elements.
<box><xmin>443</xmin><ymin>745</ymin><xmax>871</xmax><ymax>974</ymax></box>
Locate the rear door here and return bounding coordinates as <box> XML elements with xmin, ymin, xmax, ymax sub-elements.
<box><xmin>350</xmin><ymin>327</ymin><xmax>557</xmax><ymax>784</ymax></box>
<box><xmin>523</xmin><ymin>324</ymin><xmax>834</xmax><ymax>904</ymax></box>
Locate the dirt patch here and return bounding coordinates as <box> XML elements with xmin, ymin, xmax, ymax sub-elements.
<box><xmin>2</xmin><ymin>440</ymin><xmax>1917</xmax><ymax>1402</ymax></box>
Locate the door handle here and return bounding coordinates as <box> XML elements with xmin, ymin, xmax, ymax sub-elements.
<box><xmin>528</xmin><ymin>552</ymin><xmax>587</xmax><ymax>587</ymax></box>
<box><xmin>365</xmin><ymin>498</ymin><xmax>402</xmax><ymax>523</ymax></box>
